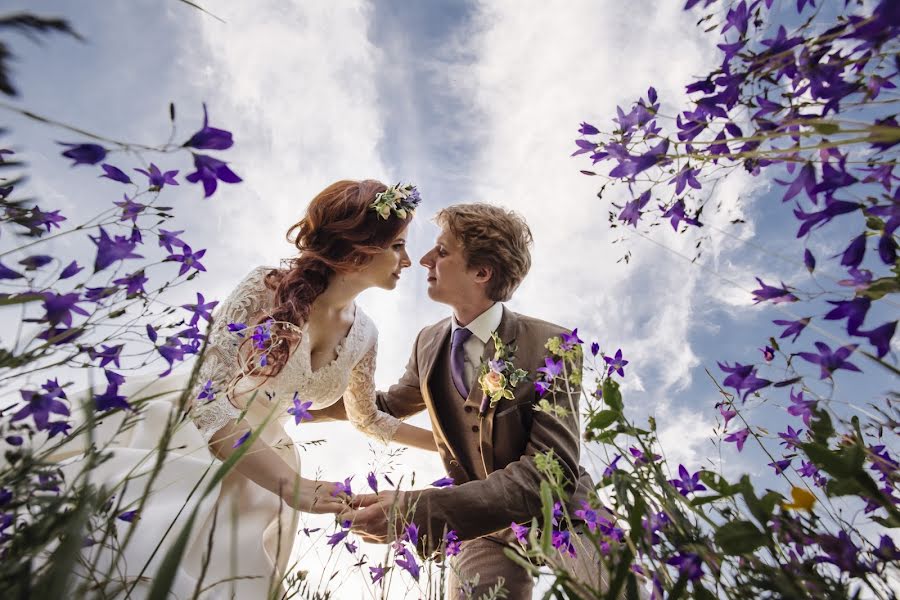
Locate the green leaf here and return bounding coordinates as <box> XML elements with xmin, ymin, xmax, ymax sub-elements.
<box><xmin>872</xmin><ymin>514</ymin><xmax>900</xmax><ymax>528</ymax></box>
<box><xmin>539</xmin><ymin>481</ymin><xmax>554</xmax><ymax>556</ymax></box>
<box><xmin>602</xmin><ymin>378</ymin><xmax>623</xmax><ymax>412</ymax></box>
<box><xmin>859</xmin><ymin>276</ymin><xmax>900</xmax><ymax>300</ymax></box>
<box><xmin>809</xmin><ymin>410</ymin><xmax>835</xmax><ymax>445</ymax></box>
<box><xmin>699</xmin><ymin>471</ymin><xmax>734</xmax><ymax>494</ymax></box>
<box><xmin>826</xmin><ymin>477</ymin><xmax>862</xmax><ymax>497</ymax></box>
<box><xmin>587</xmin><ymin>409</ymin><xmax>619</xmax><ymax>431</ymax></box>
<box><xmin>810</xmin><ymin>121</ymin><xmax>840</xmax><ymax>135</ymax></box>
<box><xmin>715</xmin><ymin>520</ymin><xmax>767</xmax><ymax>555</ymax></box>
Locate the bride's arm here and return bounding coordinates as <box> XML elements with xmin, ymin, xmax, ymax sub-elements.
<box><xmin>345</xmin><ymin>343</ymin><xmax>438</xmax><ymax>452</ymax></box>
<box><xmin>206</xmin><ymin>419</ymin><xmax>344</xmax><ymax>513</ymax></box>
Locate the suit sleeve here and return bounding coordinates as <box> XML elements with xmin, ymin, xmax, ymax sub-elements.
<box><xmin>407</xmin><ymin>351</ymin><xmax>584</xmax><ymax>554</ymax></box>
<box><xmin>375</xmin><ymin>329</ymin><xmax>427</xmax><ymax>420</ymax></box>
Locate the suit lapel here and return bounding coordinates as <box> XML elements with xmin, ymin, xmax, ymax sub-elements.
<box><xmin>420</xmin><ymin>322</ymin><xmax>460</xmax><ymax>464</ymax></box>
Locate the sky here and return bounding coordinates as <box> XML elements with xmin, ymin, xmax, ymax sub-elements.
<box><xmin>1</xmin><ymin>1</ymin><xmax>895</xmax><ymax>598</ymax></box>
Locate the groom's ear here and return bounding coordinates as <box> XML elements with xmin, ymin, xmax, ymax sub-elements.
<box><xmin>473</xmin><ymin>265</ymin><xmax>493</xmax><ymax>284</ymax></box>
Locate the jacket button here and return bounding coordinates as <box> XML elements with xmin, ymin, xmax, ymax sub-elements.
<box><xmin>464</xmin><ymin>406</ymin><xmax>473</xmax><ymax>413</ymax></box>
<box><xmin>471</xmin><ymin>425</ymin><xmax>479</xmax><ymax>433</ymax></box>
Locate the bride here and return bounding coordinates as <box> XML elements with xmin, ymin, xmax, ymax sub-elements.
<box><xmin>61</xmin><ymin>179</ymin><xmax>435</xmax><ymax>598</ymax></box>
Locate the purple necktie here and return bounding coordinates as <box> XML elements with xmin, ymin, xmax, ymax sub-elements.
<box><xmin>450</xmin><ymin>327</ymin><xmax>473</xmax><ymax>398</ymax></box>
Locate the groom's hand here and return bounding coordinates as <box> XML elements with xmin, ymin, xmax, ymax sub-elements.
<box><xmin>350</xmin><ymin>490</ymin><xmax>399</xmax><ymax>509</ymax></box>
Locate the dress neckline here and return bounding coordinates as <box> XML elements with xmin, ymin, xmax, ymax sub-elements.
<box><xmin>300</xmin><ymin>303</ymin><xmax>359</xmax><ymax>375</ymax></box>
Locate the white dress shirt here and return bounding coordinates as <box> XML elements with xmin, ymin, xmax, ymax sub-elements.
<box><xmin>450</xmin><ymin>302</ymin><xmax>504</xmax><ymax>391</ymax></box>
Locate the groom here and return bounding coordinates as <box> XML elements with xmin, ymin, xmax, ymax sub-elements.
<box><xmin>340</xmin><ymin>204</ymin><xmax>598</xmax><ymax>598</ymax></box>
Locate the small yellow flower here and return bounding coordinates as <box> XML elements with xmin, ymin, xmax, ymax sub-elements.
<box><xmin>782</xmin><ymin>486</ymin><xmax>816</xmax><ymax>512</ymax></box>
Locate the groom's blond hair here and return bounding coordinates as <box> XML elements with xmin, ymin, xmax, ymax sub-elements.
<box><xmin>435</xmin><ymin>203</ymin><xmax>533</xmax><ymax>302</ymax></box>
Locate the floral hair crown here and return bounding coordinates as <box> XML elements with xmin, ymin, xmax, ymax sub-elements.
<box><xmin>370</xmin><ymin>183</ymin><xmax>421</xmax><ymax>220</ymax></box>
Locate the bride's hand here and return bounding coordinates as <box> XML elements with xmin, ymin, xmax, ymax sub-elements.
<box><xmin>282</xmin><ymin>478</ymin><xmax>346</xmax><ymax>514</ymax></box>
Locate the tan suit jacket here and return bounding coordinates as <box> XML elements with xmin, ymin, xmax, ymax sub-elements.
<box><xmin>376</xmin><ymin>306</ymin><xmax>594</xmax><ymax>555</ymax></box>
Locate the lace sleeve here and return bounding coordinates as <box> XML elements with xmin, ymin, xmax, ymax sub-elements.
<box><xmin>344</xmin><ymin>342</ymin><xmax>401</xmax><ymax>445</ymax></box>
<box><xmin>189</xmin><ymin>266</ymin><xmax>272</xmax><ymax>442</ymax></box>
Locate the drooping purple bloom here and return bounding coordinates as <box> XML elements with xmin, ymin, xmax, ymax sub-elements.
<box><xmin>578</xmin><ymin>122</ymin><xmax>599</xmax><ymax>136</ymax></box>
<box><xmin>40</xmin><ymin>292</ymin><xmax>89</xmax><ymax>327</ymax></box>
<box><xmin>797</xmin><ymin>342</ymin><xmax>862</xmax><ymax>379</ymax></box>
<box><xmin>590</xmin><ymin>342</ymin><xmax>600</xmax><ymax>356</ymax></box>
<box><xmin>724</xmin><ymin>427</ymin><xmax>751</xmax><ymax>452</ymax></box>
<box><xmin>603</xmin><ymin>454</ymin><xmax>622</xmax><ymax>478</ymax></box>
<box><xmin>10</xmin><ymin>389</ymin><xmax>70</xmax><ymax>431</ymax></box>
<box><xmin>94</xmin><ymin>383</ymin><xmax>131</xmax><ymax>412</ymax></box>
<box><xmin>135</xmin><ymin>164</ymin><xmax>179</xmax><ymax>189</ymax></box>
<box><xmin>787</xmin><ymin>389</ymin><xmax>816</xmax><ymax>426</ymax></box>
<box><xmin>5</xmin><ymin>436</ymin><xmax>23</xmax><ymax>446</ymax></box>
<box><xmin>510</xmin><ymin>521</ymin><xmax>529</xmax><ymax>543</ymax></box>
<box><xmin>815</xmin><ymin>531</ymin><xmax>870</xmax><ymax>576</ymax></box>
<box><xmin>366</xmin><ymin>472</ymin><xmax>378</xmax><ymax>493</ymax></box>
<box><xmin>670</xmin><ymin>164</ymin><xmax>702</xmax><ymax>196</ymax></box>
<box><xmin>332</xmin><ymin>477</ymin><xmax>353</xmax><ymax>497</ymax></box>
<box><xmin>184</xmin><ymin>104</ymin><xmax>235</xmax><ymax>150</ymax></box>
<box><xmin>0</xmin><ymin>261</ymin><xmax>23</xmax><ymax>280</ymax></box>
<box><xmin>608</xmin><ymin>139</ymin><xmax>670</xmax><ymax>180</ymax></box>
<box><xmin>618</xmin><ymin>190</ymin><xmax>651</xmax><ymax>227</ymax></box>
<box><xmin>604</xmin><ymin>348</ymin><xmax>628</xmax><ymax>377</ymax></box>
<box><xmin>856</xmin><ymin>321</ymin><xmax>896</xmax><ymax>358</ymax></box>
<box><xmin>287</xmin><ymin>392</ymin><xmax>313</xmax><ymax>425</ymax></box>
<box><xmin>157</xmin><ymin>229</ymin><xmax>186</xmax><ymax>253</ymax></box>
<box><xmin>112</xmin><ymin>270</ymin><xmax>149</xmax><ymax>297</ymax></box>
<box><xmin>793</xmin><ymin>199</ymin><xmax>860</xmax><ymax>238</ymax></box>
<box><xmin>166</xmin><ymin>244</ymin><xmax>207</xmax><ymax>276</ymax></box>
<box><xmin>534</xmin><ymin>380</ymin><xmax>552</xmax><ymax>396</ymax></box>
<box><xmin>90</xmin><ymin>227</ymin><xmax>143</xmax><ymax>273</ymax></box>
<box><xmin>59</xmin><ymin>142</ymin><xmax>106</xmax><ymax>166</ymax></box>
<box><xmin>100</xmin><ymin>164</ymin><xmax>132</xmax><ymax>184</ymax></box>
<box><xmin>773</xmin><ymin>317</ymin><xmax>810</xmax><ymax>343</ymax></box>
<box><xmin>197</xmin><ymin>380</ymin><xmax>215</xmax><ymax>403</ymax></box>
<box><xmin>444</xmin><ymin>530</ymin><xmax>461</xmax><ymax>556</ymax></box>
<box><xmin>717</xmin><ymin>361</ymin><xmax>771</xmax><ymax>402</ymax></box>
<box><xmin>803</xmin><ymin>249</ymin><xmax>815</xmax><ymax>272</ymax></box>
<box><xmin>59</xmin><ymin>261</ymin><xmax>83</xmax><ymax>280</ymax></box>
<box><xmin>18</xmin><ymin>255</ymin><xmax>53</xmax><ymax>270</ymax></box>
<box><xmin>661</xmin><ymin>200</ymin><xmax>701</xmax><ymax>230</ymax></box>
<box><xmin>839</xmin><ymin>234</ymin><xmax>867</xmax><ymax>268</ymax></box>
<box><xmin>718</xmin><ymin>403</ymin><xmax>737</xmax><ymax>428</ymax></box>
<box><xmin>395</xmin><ymin>545</ymin><xmax>420</xmax><ymax>580</ymax></box>
<box><xmin>327</xmin><ymin>529</ymin><xmax>349</xmax><ymax>546</ymax></box>
<box><xmin>88</xmin><ymin>344</ymin><xmax>123</xmax><ymax>369</ymax></box>
<box><xmin>185</xmin><ymin>153</ymin><xmax>242</xmax><ymax>198</ymax></box>
<box><xmin>751</xmin><ymin>278</ymin><xmax>798</xmax><ymax>304</ymax></box>
<box><xmin>668</xmin><ymin>465</ymin><xmax>707</xmax><ymax>496</ymax></box>
<box><xmin>824</xmin><ymin>298</ymin><xmax>870</xmax><ymax>335</ymax></box>
<box><xmin>551</xmin><ymin>530</ymin><xmax>576</xmax><ymax>557</ymax></box>
<box><xmin>369</xmin><ymin>565</ymin><xmax>387</xmax><ymax>584</ymax></box>
<box><xmin>431</xmin><ymin>476</ymin><xmax>454</xmax><ymax>488</ymax></box>
<box><xmin>117</xmin><ymin>510</ymin><xmax>138</xmax><ymax>523</ymax></box>
<box><xmin>403</xmin><ymin>523</ymin><xmax>419</xmax><ymax>546</ymax></box>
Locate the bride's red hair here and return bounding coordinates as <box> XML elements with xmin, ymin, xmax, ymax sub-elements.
<box><xmin>247</xmin><ymin>179</ymin><xmax>407</xmax><ymax>378</ymax></box>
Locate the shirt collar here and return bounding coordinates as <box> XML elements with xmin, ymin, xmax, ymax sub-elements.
<box><xmin>452</xmin><ymin>302</ymin><xmax>503</xmax><ymax>344</ymax></box>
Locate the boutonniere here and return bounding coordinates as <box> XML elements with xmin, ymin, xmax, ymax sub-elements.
<box><xmin>477</xmin><ymin>331</ymin><xmax>529</xmax><ymax>416</ymax></box>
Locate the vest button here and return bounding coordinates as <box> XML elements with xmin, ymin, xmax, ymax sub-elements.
<box><xmin>471</xmin><ymin>425</ymin><xmax>479</xmax><ymax>433</ymax></box>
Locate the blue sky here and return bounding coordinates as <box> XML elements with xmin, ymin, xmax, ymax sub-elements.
<box><xmin>1</xmin><ymin>0</ymin><xmax>895</xmax><ymax>597</ymax></box>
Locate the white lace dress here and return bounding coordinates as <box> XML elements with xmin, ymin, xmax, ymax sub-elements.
<box><xmin>54</xmin><ymin>266</ymin><xmax>400</xmax><ymax>599</ymax></box>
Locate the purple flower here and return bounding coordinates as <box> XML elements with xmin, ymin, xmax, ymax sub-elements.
<box><xmin>779</xmin><ymin>425</ymin><xmax>804</xmax><ymax>450</ymax></box>
<box><xmin>403</xmin><ymin>523</ymin><xmax>419</xmax><ymax>546</ymax></box>
<box><xmin>775</xmin><ymin>162</ymin><xmax>817</xmax><ymax>203</ymax></box>
<box><xmin>559</xmin><ymin>328</ymin><xmax>584</xmax><ymax>351</ymax></box>
<box><xmin>232</xmin><ymin>430</ymin><xmax>251</xmax><ymax>448</ymax></box>
<box><xmin>604</xmin><ymin>348</ymin><xmax>628</xmax><ymax>377</ymax></box>
<box><xmin>578</xmin><ymin>122</ymin><xmax>599</xmax><ymax>136</ymax></box>
<box><xmin>618</xmin><ymin>190</ymin><xmax>651</xmax><ymax>227</ymax></box>
<box><xmin>662</xmin><ymin>200</ymin><xmax>701</xmax><ymax>230</ymax></box>
<box><xmin>670</xmin><ymin>164</ymin><xmax>702</xmax><ymax>196</ymax></box>
<box><xmin>369</xmin><ymin>565</ymin><xmax>387</xmax><ymax>584</ymax></box>
<box><xmin>59</xmin><ymin>261</ymin><xmax>84</xmax><ymax>280</ymax></box>
<box><xmin>787</xmin><ymin>389</ymin><xmax>816</xmax><ymax>426</ymax></box>
<box><xmin>837</xmin><ymin>267</ymin><xmax>873</xmax><ymax>292</ymax></box>
<box><xmin>5</xmin><ymin>436</ymin><xmax>23</xmax><ymax>446</ymax></box>
<box><xmin>856</xmin><ymin>321</ymin><xmax>896</xmax><ymax>358</ymax></box>
<box><xmin>724</xmin><ymin>427</ymin><xmax>750</xmax><ymax>452</ymax></box>
<box><xmin>751</xmin><ymin>278</ymin><xmax>797</xmax><ymax>304</ymax></box>
<box><xmin>717</xmin><ymin>362</ymin><xmax>771</xmax><ymax>402</ymax></box>
<box><xmin>534</xmin><ymin>379</ymin><xmax>552</xmax><ymax>396</ymax></box>
<box><xmin>510</xmin><ymin>521</ymin><xmax>529</xmax><ymax>543</ymax></box>
<box><xmin>18</xmin><ymin>255</ymin><xmax>53</xmax><ymax>270</ymax></box>
<box><xmin>366</xmin><ymin>472</ymin><xmax>378</xmax><ymax>493</ymax></box>
<box><xmin>100</xmin><ymin>164</ymin><xmax>132</xmax><ymax>184</ymax></box>
<box><xmin>629</xmin><ymin>446</ymin><xmax>662</xmax><ymax>465</ymax></box>
<box><xmin>94</xmin><ymin>383</ymin><xmax>131</xmax><ymax>412</ymax></box>
<box><xmin>803</xmin><ymin>249</ymin><xmax>816</xmax><ymax>272</ymax></box>
<box><xmin>181</xmin><ymin>292</ymin><xmax>218</xmax><ymax>326</ymax></box>
<box><xmin>718</xmin><ymin>403</ymin><xmax>737</xmax><ymax>428</ymax></box>
<box><xmin>590</xmin><ymin>342</ymin><xmax>600</xmax><ymax>356</ymax></box>
<box><xmin>769</xmin><ymin>458</ymin><xmax>792</xmax><ymax>474</ymax></box>
<box><xmin>667</xmin><ymin>552</ymin><xmax>703</xmax><ymax>581</ymax></box>
<box><xmin>117</xmin><ymin>510</ymin><xmax>138</xmax><ymax>523</ymax></box>
<box><xmin>839</xmin><ymin>234</ymin><xmax>866</xmax><ymax>268</ymax></box>
<box><xmin>431</xmin><ymin>476</ymin><xmax>454</xmax><ymax>488</ymax></box>
<box><xmin>165</xmin><ymin>244</ymin><xmax>207</xmax><ymax>276</ymax></box>
<box><xmin>395</xmin><ymin>545</ymin><xmax>420</xmax><ymax>580</ymax></box>
<box><xmin>90</xmin><ymin>227</ymin><xmax>143</xmax><ymax>273</ymax></box>
<box><xmin>88</xmin><ymin>344</ymin><xmax>123</xmax><ymax>369</ymax></box>
<box><xmin>135</xmin><ymin>164</ymin><xmax>179</xmax><ymax>190</ymax></box>
<box><xmin>875</xmin><ymin>535</ymin><xmax>900</xmax><ymax>562</ymax></box>
<box><xmin>759</xmin><ymin>346</ymin><xmax>775</xmax><ymax>362</ymax></box>
<box><xmin>0</xmin><ymin>261</ymin><xmax>23</xmax><ymax>280</ymax></box>
<box><xmin>669</xmin><ymin>465</ymin><xmax>707</xmax><ymax>496</ymax></box>
<box><xmin>113</xmin><ymin>196</ymin><xmax>147</xmax><ymax>223</ymax></box>
<box><xmin>59</xmin><ymin>142</ymin><xmax>106</xmax><ymax>166</ymax></box>
<box><xmin>574</xmin><ymin>501</ymin><xmax>599</xmax><ymax>532</ymax></box>
<box><xmin>537</xmin><ymin>357</ymin><xmax>563</xmax><ymax>379</ymax></box>
<box><xmin>197</xmin><ymin>380</ymin><xmax>215</xmax><ymax>403</ymax></box>
<box><xmin>797</xmin><ymin>342</ymin><xmax>862</xmax><ymax>379</ymax></box>
<box><xmin>603</xmin><ymin>454</ymin><xmax>622</xmax><ymax>478</ymax></box>
<box><xmin>332</xmin><ymin>477</ymin><xmax>353</xmax><ymax>497</ymax></box>
<box><xmin>793</xmin><ymin>199</ymin><xmax>860</xmax><ymax>238</ymax></box>
<box><xmin>609</xmin><ymin>139</ymin><xmax>670</xmax><ymax>180</ymax></box>
<box><xmin>10</xmin><ymin>390</ymin><xmax>69</xmax><ymax>431</ymax></box>
<box><xmin>327</xmin><ymin>529</ymin><xmax>349</xmax><ymax>546</ymax></box>
<box><xmin>824</xmin><ymin>298</ymin><xmax>870</xmax><ymax>335</ymax></box>
<box><xmin>185</xmin><ymin>153</ymin><xmax>242</xmax><ymax>198</ymax></box>
<box><xmin>773</xmin><ymin>317</ymin><xmax>810</xmax><ymax>343</ymax></box>
<box><xmin>551</xmin><ymin>530</ymin><xmax>576</xmax><ymax>557</ymax></box>
<box><xmin>287</xmin><ymin>393</ymin><xmax>313</xmax><ymax>425</ymax></box>
<box><xmin>184</xmin><ymin>104</ymin><xmax>234</xmax><ymax>150</ymax></box>
<box><xmin>157</xmin><ymin>229</ymin><xmax>186</xmax><ymax>253</ymax></box>
<box><xmin>40</xmin><ymin>292</ymin><xmax>89</xmax><ymax>327</ymax></box>
<box><xmin>444</xmin><ymin>530</ymin><xmax>461</xmax><ymax>556</ymax></box>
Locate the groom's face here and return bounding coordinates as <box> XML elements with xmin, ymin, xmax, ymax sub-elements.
<box><xmin>419</xmin><ymin>226</ymin><xmax>485</xmax><ymax>306</ymax></box>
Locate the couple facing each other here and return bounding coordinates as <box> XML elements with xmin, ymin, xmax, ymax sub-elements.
<box><xmin>91</xmin><ymin>179</ymin><xmax>599</xmax><ymax>599</ymax></box>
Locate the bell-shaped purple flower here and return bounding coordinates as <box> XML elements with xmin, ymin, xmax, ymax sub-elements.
<box><xmin>58</xmin><ymin>142</ymin><xmax>106</xmax><ymax>166</ymax></box>
<box><xmin>185</xmin><ymin>153</ymin><xmax>242</xmax><ymax>198</ymax></box>
<box><xmin>184</xmin><ymin>104</ymin><xmax>234</xmax><ymax>150</ymax></box>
